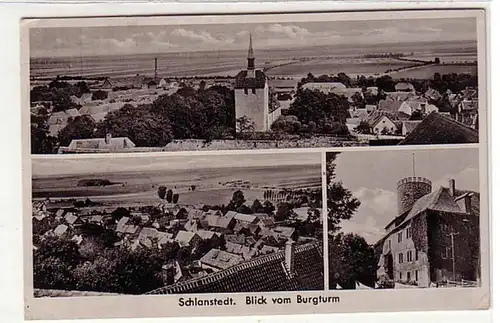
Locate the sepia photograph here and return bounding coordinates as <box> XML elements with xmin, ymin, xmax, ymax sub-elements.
<box><xmin>26</xmin><ymin>12</ymin><xmax>481</xmax><ymax>154</ymax></box>
<box><xmin>30</xmin><ymin>152</ymin><xmax>324</xmax><ymax>296</ymax></box>
<box><xmin>325</xmin><ymin>148</ymin><xmax>481</xmax><ymax>290</ymax></box>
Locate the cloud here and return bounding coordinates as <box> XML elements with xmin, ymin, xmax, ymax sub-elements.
<box><xmin>170</xmin><ymin>28</ymin><xmax>233</xmax><ymax>45</ymax></box>
<box><xmin>434</xmin><ymin>167</ymin><xmax>480</xmax><ymax>192</ymax></box>
<box><xmin>257</xmin><ymin>24</ymin><xmax>311</xmax><ymax>39</ymax></box>
<box><xmin>339</xmin><ymin>187</ymin><xmax>398</xmax><ymax>244</ymax></box>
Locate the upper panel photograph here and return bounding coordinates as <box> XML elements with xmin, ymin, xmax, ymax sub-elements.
<box><xmin>26</xmin><ymin>11</ymin><xmax>483</xmax><ymax>154</ymax></box>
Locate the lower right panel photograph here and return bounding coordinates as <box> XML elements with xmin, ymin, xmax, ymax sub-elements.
<box><xmin>326</xmin><ymin>147</ymin><xmax>481</xmax><ymax>290</ymax></box>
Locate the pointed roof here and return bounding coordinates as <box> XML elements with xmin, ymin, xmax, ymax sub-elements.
<box><xmin>247</xmin><ymin>34</ymin><xmax>254</xmax><ymax>59</ymax></box>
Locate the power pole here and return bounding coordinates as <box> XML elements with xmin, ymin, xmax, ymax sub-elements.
<box><xmin>447</xmin><ymin>231</ymin><xmax>459</xmax><ymax>281</ymax></box>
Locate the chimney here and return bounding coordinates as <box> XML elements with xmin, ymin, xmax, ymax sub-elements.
<box><xmin>284</xmin><ymin>239</ymin><xmax>295</xmax><ymax>274</ymax></box>
<box><xmin>449</xmin><ymin>179</ymin><xmax>456</xmax><ymax>196</ymax></box>
<box><xmin>105</xmin><ymin>132</ymin><xmax>112</xmax><ymax>145</ymax></box>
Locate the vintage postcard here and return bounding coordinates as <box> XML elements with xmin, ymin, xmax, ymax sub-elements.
<box><xmin>22</xmin><ymin>8</ymin><xmax>489</xmax><ymax>321</ymax></box>
<box><xmin>23</xmin><ymin>9</ymin><xmax>485</xmax><ymax>155</ymax></box>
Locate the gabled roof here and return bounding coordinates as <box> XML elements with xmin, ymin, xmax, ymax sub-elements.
<box><xmin>234</xmin><ymin>213</ymin><xmax>257</xmax><ymax>223</ymax></box>
<box><xmin>406</xmin><ymin>187</ymin><xmax>466</xmax><ymax>222</ymax></box>
<box><xmin>402</xmin><ymin>121</ymin><xmax>422</xmax><ymax>133</ymax></box>
<box><xmin>146</xmin><ymin>241</ymin><xmax>323</xmax><ymax>295</ymax></box>
<box><xmin>200</xmin><ymin>249</ymin><xmax>244</xmax><ymax>270</ymax></box>
<box><xmin>54</xmin><ymin>224</ymin><xmax>68</xmax><ymax>236</ymax></box>
<box><xmin>235</xmin><ymin>70</ymin><xmax>267</xmax><ymax>89</ymax></box>
<box><xmin>197</xmin><ymin>230</ymin><xmax>218</xmax><ymax>240</ymax></box>
<box><xmin>395</xmin><ymin>82</ymin><xmax>415</xmax><ymax>91</ymax></box>
<box><xmin>398</xmin><ymin>112</ymin><xmax>479</xmax><ymax>145</ymax></box>
<box><xmin>175</xmin><ymin>231</ymin><xmax>199</xmax><ymax>246</ymax></box>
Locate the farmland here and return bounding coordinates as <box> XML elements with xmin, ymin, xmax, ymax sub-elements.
<box><xmin>32</xmin><ymin>164</ymin><xmax>322</xmax><ymax>206</ymax></box>
<box><xmin>389</xmin><ymin>64</ymin><xmax>478</xmax><ymax>79</ymax></box>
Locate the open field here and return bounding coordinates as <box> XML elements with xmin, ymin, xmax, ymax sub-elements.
<box><xmin>389</xmin><ymin>64</ymin><xmax>478</xmax><ymax>79</ymax></box>
<box><xmin>30</xmin><ymin>41</ymin><xmax>478</xmax><ymax>79</ymax></box>
<box><xmin>32</xmin><ymin>164</ymin><xmax>321</xmax><ymax>206</ymax></box>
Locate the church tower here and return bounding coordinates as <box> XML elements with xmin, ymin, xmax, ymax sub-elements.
<box><xmin>234</xmin><ymin>34</ymin><xmax>270</xmax><ymax>133</ymax></box>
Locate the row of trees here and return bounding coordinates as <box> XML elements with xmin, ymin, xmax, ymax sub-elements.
<box><xmin>157</xmin><ymin>186</ymin><xmax>180</xmax><ymax>204</ymax></box>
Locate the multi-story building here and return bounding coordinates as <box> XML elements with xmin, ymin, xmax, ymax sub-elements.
<box><xmin>375</xmin><ymin>177</ymin><xmax>480</xmax><ymax>287</ymax></box>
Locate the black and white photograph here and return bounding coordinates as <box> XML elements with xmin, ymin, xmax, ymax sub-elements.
<box><xmin>28</xmin><ymin>13</ymin><xmax>481</xmax><ymax>154</ymax></box>
<box><xmin>31</xmin><ymin>153</ymin><xmax>324</xmax><ymax>296</ymax></box>
<box><xmin>325</xmin><ymin>148</ymin><xmax>481</xmax><ymax>290</ymax></box>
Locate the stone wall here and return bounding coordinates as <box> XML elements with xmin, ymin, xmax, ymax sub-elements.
<box><xmin>235</xmin><ymin>85</ymin><xmax>269</xmax><ymax>132</ymax></box>
<box><xmin>164</xmin><ymin>138</ymin><xmax>367</xmax><ymax>151</ymax></box>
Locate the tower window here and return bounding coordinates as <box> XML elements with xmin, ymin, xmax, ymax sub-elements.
<box><xmin>252</xmin><ymin>88</ymin><xmax>256</xmax><ymax>94</ymax></box>
<box><xmin>415</xmin><ymin>270</ymin><xmax>419</xmax><ymax>281</ymax></box>
<box><xmin>244</xmin><ymin>88</ymin><xmax>248</xmax><ymax>95</ymax></box>
<box><xmin>407</xmin><ymin>272</ymin><xmax>411</xmax><ymax>281</ymax></box>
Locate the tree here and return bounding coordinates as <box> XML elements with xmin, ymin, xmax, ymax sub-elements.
<box><xmin>31</xmin><ymin>122</ymin><xmax>57</xmax><ymax>154</ymax></box>
<box><xmin>111</xmin><ymin>207</ymin><xmax>130</xmax><ymax>222</ymax></box>
<box><xmin>229</xmin><ymin>190</ymin><xmax>246</xmax><ymax>210</ymax></box>
<box><xmin>198</xmin><ymin>80</ymin><xmax>206</xmax><ymax>92</ymax></box>
<box><xmin>236</xmin><ymin>205</ymin><xmax>252</xmax><ymax>214</ymax></box>
<box><xmin>354</xmin><ymin>121</ymin><xmax>372</xmax><ymax>134</ymax></box>
<box><xmin>58</xmin><ymin>115</ymin><xmax>96</xmax><ymax>146</ymax></box>
<box><xmin>409</xmin><ymin>110</ymin><xmax>424</xmax><ymax>120</ymax></box>
<box><xmin>270</xmin><ymin>115</ymin><xmax>302</xmax><ymax>134</ymax></box>
<box><xmin>263</xmin><ymin>200</ymin><xmax>275</xmax><ymax>215</ymax></box>
<box><xmin>92</xmin><ymin>90</ymin><xmax>108</xmax><ymax>101</ymax></box>
<box><xmin>251</xmin><ymin>199</ymin><xmax>264</xmax><ymax>213</ymax></box>
<box><xmin>166</xmin><ymin>189</ymin><xmax>173</xmax><ymax>203</ymax></box>
<box><xmin>288</xmin><ymin>89</ymin><xmax>350</xmax><ymax>126</ymax></box>
<box><xmin>326</xmin><ymin>153</ymin><xmax>361</xmax><ymax>233</ymax></box>
<box><xmin>274</xmin><ymin>202</ymin><xmax>290</xmax><ymax>222</ymax></box>
<box><xmin>351</xmin><ymin>91</ymin><xmax>365</xmax><ymax>109</ymax></box>
<box><xmin>375</xmin><ymin>75</ymin><xmax>395</xmax><ymax>92</ymax></box>
<box><xmin>157</xmin><ymin>186</ymin><xmax>167</xmax><ymax>199</ymax></box>
<box><xmin>172</xmin><ymin>193</ymin><xmax>179</xmax><ymax>204</ymax></box>
<box><xmin>96</xmin><ymin>104</ymin><xmax>172</xmax><ymax>147</ymax></box>
<box><xmin>328</xmin><ymin>233</ymin><xmax>377</xmax><ymax>289</ymax></box>
<box><xmin>236</xmin><ymin>116</ymin><xmax>255</xmax><ymax>133</ymax></box>
<box><xmin>434</xmin><ymin>57</ymin><xmax>441</xmax><ymax>64</ymax></box>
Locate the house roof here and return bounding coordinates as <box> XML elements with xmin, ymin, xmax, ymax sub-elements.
<box><xmin>234</xmin><ymin>213</ymin><xmax>257</xmax><ymax>223</ymax></box>
<box><xmin>197</xmin><ymin>230</ymin><xmax>218</xmax><ymax>240</ymax></box>
<box><xmin>235</xmin><ymin>70</ymin><xmax>267</xmax><ymax>89</ymax></box>
<box><xmin>226</xmin><ymin>234</ymin><xmax>247</xmax><ymax>245</ymax></box>
<box><xmin>402</xmin><ymin>121</ymin><xmax>422</xmax><ymax>133</ymax></box>
<box><xmin>146</xmin><ymin>241</ymin><xmax>324</xmax><ymax>294</ymax></box>
<box><xmin>395</xmin><ymin>82</ymin><xmax>415</xmax><ymax>91</ymax></box>
<box><xmin>292</xmin><ymin>207</ymin><xmax>313</xmax><ymax>222</ymax></box>
<box><xmin>384</xmin><ymin>91</ymin><xmax>415</xmax><ymax>101</ymax></box>
<box><xmin>64</xmin><ymin>213</ymin><xmax>79</xmax><ymax>225</ymax></box>
<box><xmin>398</xmin><ymin>112</ymin><xmax>479</xmax><ymax>145</ymax></box>
<box><xmin>54</xmin><ymin>224</ymin><xmax>68</xmax><ymax>236</ymax></box>
<box><xmin>116</xmin><ymin>216</ymin><xmax>129</xmax><ymax>232</ymax></box>
<box><xmin>175</xmin><ymin>231</ymin><xmax>199</xmax><ymax>245</ymax></box>
<box><xmin>302</xmin><ymin>82</ymin><xmax>346</xmax><ymax>90</ymax></box>
<box><xmin>200</xmin><ymin>249</ymin><xmax>245</xmax><ymax>270</ymax></box>
<box><xmin>225</xmin><ymin>242</ymin><xmax>252</xmax><ymax>256</ymax></box>
<box><xmin>66</xmin><ymin>137</ymin><xmax>136</xmax><ymax>150</ymax></box>
<box><xmin>378</xmin><ymin>98</ymin><xmax>403</xmax><ymax>113</ymax></box>
<box><xmin>273</xmin><ymin>226</ymin><xmax>296</xmax><ymax>239</ymax></box>
<box><xmin>79</xmin><ymin>102</ymin><xmax>125</xmax><ymax>116</ymax></box>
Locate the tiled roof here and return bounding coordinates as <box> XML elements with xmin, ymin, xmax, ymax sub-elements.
<box><xmin>200</xmin><ymin>248</ymin><xmax>245</xmax><ymax>270</ymax></box>
<box><xmin>146</xmin><ymin>241</ymin><xmax>324</xmax><ymax>294</ymax></box>
<box><xmin>273</xmin><ymin>226</ymin><xmax>296</xmax><ymax>239</ymax></box>
<box><xmin>54</xmin><ymin>224</ymin><xmax>68</xmax><ymax>236</ymax></box>
<box><xmin>197</xmin><ymin>230</ymin><xmax>218</xmax><ymax>240</ymax></box>
<box><xmin>398</xmin><ymin>112</ymin><xmax>479</xmax><ymax>145</ymax></box>
<box><xmin>402</xmin><ymin>121</ymin><xmax>421</xmax><ymax>134</ymax></box>
<box><xmin>234</xmin><ymin>213</ymin><xmax>257</xmax><ymax>223</ymax></box>
<box><xmin>175</xmin><ymin>231</ymin><xmax>199</xmax><ymax>246</ymax></box>
<box><xmin>64</xmin><ymin>213</ymin><xmax>79</xmax><ymax>225</ymax></box>
<box><xmin>235</xmin><ymin>70</ymin><xmax>267</xmax><ymax>89</ymax></box>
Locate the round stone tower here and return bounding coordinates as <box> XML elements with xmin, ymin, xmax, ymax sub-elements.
<box><xmin>396</xmin><ymin>176</ymin><xmax>432</xmax><ymax>215</ymax></box>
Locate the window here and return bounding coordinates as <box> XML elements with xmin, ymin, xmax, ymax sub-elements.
<box><xmin>406</xmin><ymin>227</ymin><xmax>411</xmax><ymax>239</ymax></box>
<box><xmin>252</xmin><ymin>88</ymin><xmax>256</xmax><ymax>94</ymax></box>
<box><xmin>398</xmin><ymin>253</ymin><xmax>404</xmax><ymax>263</ymax></box>
<box><xmin>407</xmin><ymin>272</ymin><xmax>411</xmax><ymax>281</ymax></box>
<box><xmin>399</xmin><ymin>272</ymin><xmax>402</xmax><ymax>280</ymax></box>
<box><xmin>407</xmin><ymin>250</ymin><xmax>413</xmax><ymax>262</ymax></box>
<box><xmin>415</xmin><ymin>250</ymin><xmax>419</xmax><ymax>261</ymax></box>
<box><xmin>415</xmin><ymin>270</ymin><xmax>419</xmax><ymax>281</ymax></box>
<box><xmin>244</xmin><ymin>88</ymin><xmax>248</xmax><ymax>95</ymax></box>
<box><xmin>397</xmin><ymin>232</ymin><xmax>403</xmax><ymax>243</ymax></box>
<box><xmin>388</xmin><ymin>239</ymin><xmax>391</xmax><ymax>249</ymax></box>
<box><xmin>442</xmin><ymin>247</ymin><xmax>451</xmax><ymax>259</ymax></box>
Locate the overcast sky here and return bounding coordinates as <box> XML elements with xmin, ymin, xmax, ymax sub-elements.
<box><xmin>330</xmin><ymin>148</ymin><xmax>479</xmax><ymax>244</ymax></box>
<box><xmin>32</xmin><ymin>152</ymin><xmax>321</xmax><ymax>177</ymax></box>
<box><xmin>30</xmin><ymin>17</ymin><xmax>477</xmax><ymax>57</ymax></box>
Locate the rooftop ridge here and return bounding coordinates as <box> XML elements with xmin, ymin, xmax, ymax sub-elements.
<box><xmin>145</xmin><ymin>241</ymin><xmax>320</xmax><ymax>295</ymax></box>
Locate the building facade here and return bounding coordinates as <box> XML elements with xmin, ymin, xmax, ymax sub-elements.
<box><xmin>234</xmin><ymin>35</ymin><xmax>270</xmax><ymax>132</ymax></box>
<box><xmin>376</xmin><ymin>177</ymin><xmax>480</xmax><ymax>287</ymax></box>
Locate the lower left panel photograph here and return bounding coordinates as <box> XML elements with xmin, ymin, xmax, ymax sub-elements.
<box><xmin>29</xmin><ymin>152</ymin><xmax>325</xmax><ymax>297</ymax></box>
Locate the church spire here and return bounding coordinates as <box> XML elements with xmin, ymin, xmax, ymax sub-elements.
<box><xmin>247</xmin><ymin>33</ymin><xmax>255</xmax><ymax>71</ymax></box>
